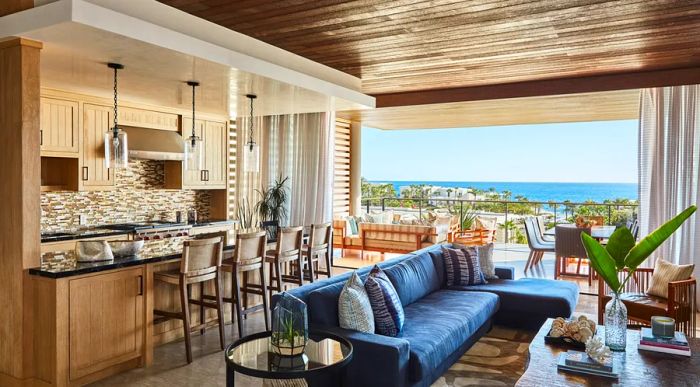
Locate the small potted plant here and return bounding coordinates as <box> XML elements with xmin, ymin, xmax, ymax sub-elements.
<box><xmin>581</xmin><ymin>205</ymin><xmax>696</xmax><ymax>351</ymax></box>
<box><xmin>270</xmin><ymin>292</ymin><xmax>308</xmax><ymax>357</ymax></box>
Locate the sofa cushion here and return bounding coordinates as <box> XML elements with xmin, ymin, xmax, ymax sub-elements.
<box><xmin>338</xmin><ymin>272</ymin><xmax>375</xmax><ymax>333</ymax></box>
<box><xmin>451</xmin><ymin>278</ymin><xmax>578</xmax><ymax>323</ymax></box>
<box><xmin>442</xmin><ymin>246</ymin><xmax>486</xmax><ymax>286</ymax></box>
<box><xmin>401</xmin><ymin>290</ymin><xmax>499</xmax><ymax>382</ymax></box>
<box><xmin>384</xmin><ymin>252</ymin><xmax>441</xmax><ymax>307</ymax></box>
<box><xmin>366</xmin><ymin>266</ymin><xmax>405</xmax><ymax>336</ymax></box>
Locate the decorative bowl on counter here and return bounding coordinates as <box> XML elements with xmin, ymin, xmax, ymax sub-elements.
<box><xmin>76</xmin><ymin>241</ymin><xmax>114</xmax><ymax>262</ymax></box>
<box><xmin>108</xmin><ymin>240</ymin><xmax>145</xmax><ymax>257</ymax></box>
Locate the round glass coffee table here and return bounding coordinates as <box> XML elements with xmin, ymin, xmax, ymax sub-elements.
<box><xmin>225</xmin><ymin>330</ymin><xmax>353</xmax><ymax>387</ymax></box>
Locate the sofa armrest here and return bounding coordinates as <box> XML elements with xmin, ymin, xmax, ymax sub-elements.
<box><xmin>495</xmin><ymin>266</ymin><xmax>515</xmax><ymax>280</ymax></box>
<box><xmin>319</xmin><ymin>325</ymin><xmax>410</xmax><ymax>387</ymax></box>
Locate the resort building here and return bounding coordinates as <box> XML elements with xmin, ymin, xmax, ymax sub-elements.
<box><xmin>1</xmin><ymin>1</ymin><xmax>699</xmax><ymax>386</ymax></box>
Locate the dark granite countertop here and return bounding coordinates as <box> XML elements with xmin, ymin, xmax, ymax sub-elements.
<box><xmin>40</xmin><ymin>220</ymin><xmax>237</xmax><ymax>243</ymax></box>
<box><xmin>30</xmin><ymin>238</ymin><xmax>235</xmax><ymax>279</ymax></box>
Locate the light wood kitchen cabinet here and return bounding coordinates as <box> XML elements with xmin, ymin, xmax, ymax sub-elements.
<box><xmin>181</xmin><ymin>117</ymin><xmax>207</xmax><ymax>188</ymax></box>
<box><xmin>118</xmin><ymin>106</ymin><xmax>179</xmax><ymax>131</ymax></box>
<box><xmin>40</xmin><ymin>97</ymin><xmax>79</xmax><ymax>157</ymax></box>
<box><xmin>82</xmin><ymin>104</ymin><xmax>115</xmax><ymax>190</ymax></box>
<box><xmin>68</xmin><ymin>267</ymin><xmax>145</xmax><ymax>380</ymax></box>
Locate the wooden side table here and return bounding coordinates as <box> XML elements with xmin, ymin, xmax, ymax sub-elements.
<box><xmin>517</xmin><ymin>318</ymin><xmax>700</xmax><ymax>386</ymax></box>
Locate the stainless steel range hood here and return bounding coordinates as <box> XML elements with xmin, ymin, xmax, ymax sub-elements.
<box><xmin>121</xmin><ymin>126</ymin><xmax>185</xmax><ymax>161</ymax></box>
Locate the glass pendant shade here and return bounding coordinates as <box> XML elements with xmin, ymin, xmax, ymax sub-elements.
<box><xmin>184</xmin><ymin>137</ymin><xmax>203</xmax><ymax>171</ymax></box>
<box><xmin>243</xmin><ymin>142</ymin><xmax>260</xmax><ymax>173</ymax></box>
<box><xmin>104</xmin><ymin>130</ymin><xmax>128</xmax><ymax>169</ymax></box>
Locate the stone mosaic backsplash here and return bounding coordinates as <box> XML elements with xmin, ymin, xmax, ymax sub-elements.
<box><xmin>41</xmin><ymin>160</ymin><xmax>211</xmax><ymax>232</ymax></box>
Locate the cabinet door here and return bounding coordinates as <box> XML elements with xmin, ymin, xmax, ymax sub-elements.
<box><xmin>40</xmin><ymin>97</ymin><xmax>79</xmax><ymax>156</ymax></box>
<box><xmin>69</xmin><ymin>267</ymin><xmax>144</xmax><ymax>380</ymax></box>
<box><xmin>204</xmin><ymin>120</ymin><xmax>228</xmax><ymax>188</ymax></box>
<box><xmin>182</xmin><ymin>117</ymin><xmax>207</xmax><ymax>188</ymax></box>
<box><xmin>82</xmin><ymin>104</ymin><xmax>114</xmax><ymax>188</ymax></box>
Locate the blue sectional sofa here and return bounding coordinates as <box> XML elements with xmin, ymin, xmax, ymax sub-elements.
<box><xmin>273</xmin><ymin>244</ymin><xmax>578</xmax><ymax>387</ymax></box>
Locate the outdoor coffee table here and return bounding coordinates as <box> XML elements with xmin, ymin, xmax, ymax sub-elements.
<box><xmin>516</xmin><ymin>318</ymin><xmax>700</xmax><ymax>386</ymax></box>
<box><xmin>225</xmin><ymin>330</ymin><xmax>353</xmax><ymax>387</ymax></box>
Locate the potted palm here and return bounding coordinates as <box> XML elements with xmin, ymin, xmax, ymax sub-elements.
<box><xmin>581</xmin><ymin>205</ymin><xmax>696</xmax><ymax>351</ymax></box>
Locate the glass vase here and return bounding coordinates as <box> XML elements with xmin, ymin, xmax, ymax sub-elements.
<box><xmin>604</xmin><ymin>292</ymin><xmax>627</xmax><ymax>351</ymax></box>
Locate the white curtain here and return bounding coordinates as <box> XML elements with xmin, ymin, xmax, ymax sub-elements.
<box><xmin>237</xmin><ymin>112</ymin><xmax>335</xmax><ymax>227</ymax></box>
<box><xmin>638</xmin><ymin>85</ymin><xmax>700</xmax><ymax>302</ymax></box>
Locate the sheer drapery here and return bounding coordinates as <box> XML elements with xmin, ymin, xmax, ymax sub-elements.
<box><xmin>236</xmin><ymin>112</ymin><xmax>334</xmax><ymax>227</ymax></box>
<box><xmin>638</xmin><ymin>85</ymin><xmax>700</xmax><ymax>304</ymax></box>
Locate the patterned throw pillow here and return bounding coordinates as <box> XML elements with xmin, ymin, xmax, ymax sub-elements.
<box><xmin>441</xmin><ymin>246</ymin><xmax>487</xmax><ymax>286</ymax></box>
<box><xmin>365</xmin><ymin>265</ymin><xmax>405</xmax><ymax>337</ymax></box>
<box><xmin>646</xmin><ymin>258</ymin><xmax>695</xmax><ymax>298</ymax></box>
<box><xmin>454</xmin><ymin>242</ymin><xmax>498</xmax><ymax>279</ymax></box>
<box><xmin>338</xmin><ymin>272</ymin><xmax>375</xmax><ymax>333</ymax></box>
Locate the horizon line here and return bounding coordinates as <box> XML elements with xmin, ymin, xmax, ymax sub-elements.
<box><xmin>364</xmin><ymin>179</ymin><xmax>638</xmax><ymax>185</ymax></box>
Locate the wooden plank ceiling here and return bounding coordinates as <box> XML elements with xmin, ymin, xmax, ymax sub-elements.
<box><xmin>337</xmin><ymin>89</ymin><xmax>640</xmax><ymax>130</ymax></box>
<box><xmin>158</xmin><ymin>0</ymin><xmax>700</xmax><ymax>96</ymax></box>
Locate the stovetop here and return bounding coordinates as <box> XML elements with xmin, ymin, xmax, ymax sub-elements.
<box><xmin>98</xmin><ymin>221</ymin><xmax>190</xmax><ymax>232</ymax></box>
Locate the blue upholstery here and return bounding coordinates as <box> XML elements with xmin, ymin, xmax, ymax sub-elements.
<box><xmin>451</xmin><ymin>278</ymin><xmax>579</xmax><ymax>328</ymax></box>
<box><xmin>385</xmin><ymin>252</ymin><xmax>441</xmax><ymax>306</ymax></box>
<box><xmin>401</xmin><ymin>290</ymin><xmax>499</xmax><ymax>382</ymax></box>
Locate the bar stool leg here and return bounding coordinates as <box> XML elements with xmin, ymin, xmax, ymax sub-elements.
<box><xmin>179</xmin><ymin>279</ymin><xmax>193</xmax><ymax>364</ymax></box>
<box><xmin>199</xmin><ymin>282</ymin><xmax>206</xmax><ymax>335</ymax></box>
<box><xmin>242</xmin><ymin>271</ymin><xmax>249</xmax><ymax>320</ymax></box>
<box><xmin>214</xmin><ymin>274</ymin><xmax>226</xmax><ymax>350</ymax></box>
<box><xmin>232</xmin><ymin>271</ymin><xmax>244</xmax><ymax>339</ymax></box>
<box><xmin>259</xmin><ymin>264</ymin><xmax>270</xmax><ymax>331</ymax></box>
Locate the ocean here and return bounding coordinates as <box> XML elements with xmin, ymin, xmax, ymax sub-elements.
<box><xmin>368</xmin><ymin>180</ymin><xmax>638</xmax><ymax>203</ymax></box>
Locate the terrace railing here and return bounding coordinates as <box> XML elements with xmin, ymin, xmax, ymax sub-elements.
<box><xmin>361</xmin><ymin>196</ymin><xmax>638</xmax><ymax>244</ymax></box>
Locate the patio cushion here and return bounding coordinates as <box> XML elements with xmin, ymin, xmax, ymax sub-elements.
<box><xmin>401</xmin><ymin>290</ymin><xmax>499</xmax><ymax>382</ymax></box>
<box><xmin>646</xmin><ymin>258</ymin><xmax>694</xmax><ymax>298</ymax></box>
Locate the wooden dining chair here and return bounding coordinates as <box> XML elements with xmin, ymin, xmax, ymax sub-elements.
<box><xmin>266</xmin><ymin>226</ymin><xmax>304</xmax><ymax>301</ymax></box>
<box><xmin>153</xmin><ymin>236</ymin><xmax>225</xmax><ymax>363</ymax></box>
<box><xmin>303</xmin><ymin>222</ymin><xmax>333</xmax><ymax>281</ymax></box>
<box><xmin>220</xmin><ymin>230</ymin><xmax>269</xmax><ymax>339</ymax></box>
<box><xmin>555</xmin><ymin>225</ymin><xmax>592</xmax><ymax>284</ymax></box>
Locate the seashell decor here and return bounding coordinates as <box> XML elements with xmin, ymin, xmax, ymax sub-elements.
<box><xmin>550</xmin><ymin>315</ymin><xmax>597</xmax><ymax>344</ymax></box>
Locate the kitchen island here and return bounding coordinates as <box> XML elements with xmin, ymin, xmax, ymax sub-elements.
<box><xmin>29</xmin><ymin>222</ymin><xmax>238</xmax><ymax>387</ymax></box>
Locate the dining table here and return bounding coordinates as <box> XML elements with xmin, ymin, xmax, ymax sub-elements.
<box><xmin>544</xmin><ymin>224</ymin><xmax>616</xmax><ymax>240</ymax></box>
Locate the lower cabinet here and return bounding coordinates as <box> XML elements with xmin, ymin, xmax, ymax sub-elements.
<box><xmin>68</xmin><ymin>267</ymin><xmax>145</xmax><ymax>381</ymax></box>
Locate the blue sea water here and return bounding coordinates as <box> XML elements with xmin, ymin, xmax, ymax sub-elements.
<box><xmin>368</xmin><ymin>181</ymin><xmax>638</xmax><ymax>203</ymax></box>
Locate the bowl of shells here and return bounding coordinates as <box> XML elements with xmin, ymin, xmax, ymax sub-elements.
<box><xmin>545</xmin><ymin>315</ymin><xmax>597</xmax><ymax>349</ymax></box>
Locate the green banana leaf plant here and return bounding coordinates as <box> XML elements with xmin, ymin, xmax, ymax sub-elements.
<box><xmin>581</xmin><ymin>205</ymin><xmax>697</xmax><ymax>294</ymax></box>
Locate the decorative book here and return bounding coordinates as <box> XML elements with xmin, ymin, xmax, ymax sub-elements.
<box><xmin>564</xmin><ymin>351</ymin><xmax>613</xmax><ymax>373</ymax></box>
<box><xmin>557</xmin><ymin>353</ymin><xmax>619</xmax><ymax>379</ymax></box>
<box><xmin>638</xmin><ymin>343</ymin><xmax>691</xmax><ymax>357</ymax></box>
<box><xmin>640</xmin><ymin>327</ymin><xmax>689</xmax><ymax>348</ymax></box>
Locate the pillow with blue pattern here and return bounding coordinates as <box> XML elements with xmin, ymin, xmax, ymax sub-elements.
<box><xmin>338</xmin><ymin>271</ymin><xmax>375</xmax><ymax>333</ymax></box>
<box><xmin>365</xmin><ymin>265</ymin><xmax>405</xmax><ymax>337</ymax></box>
<box><xmin>441</xmin><ymin>246</ymin><xmax>487</xmax><ymax>286</ymax></box>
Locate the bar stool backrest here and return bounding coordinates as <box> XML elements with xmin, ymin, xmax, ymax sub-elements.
<box><xmin>235</xmin><ymin>230</ymin><xmax>267</xmax><ymax>265</ymax></box>
<box><xmin>180</xmin><ymin>236</ymin><xmax>224</xmax><ymax>281</ymax></box>
<box><xmin>308</xmin><ymin>222</ymin><xmax>332</xmax><ymax>251</ymax></box>
<box><xmin>276</xmin><ymin>226</ymin><xmax>303</xmax><ymax>259</ymax></box>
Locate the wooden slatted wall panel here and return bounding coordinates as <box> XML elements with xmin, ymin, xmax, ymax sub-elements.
<box><xmin>333</xmin><ymin>118</ymin><xmax>351</xmax><ymax>218</ymax></box>
<box><xmin>227</xmin><ymin>120</ymin><xmax>237</xmax><ymax>219</ymax></box>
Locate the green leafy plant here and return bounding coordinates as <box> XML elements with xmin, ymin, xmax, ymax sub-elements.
<box><xmin>256</xmin><ymin>176</ymin><xmax>289</xmax><ymax>225</ymax></box>
<box><xmin>581</xmin><ymin>205</ymin><xmax>696</xmax><ymax>293</ymax></box>
<box><xmin>235</xmin><ymin>198</ymin><xmax>256</xmax><ymax>229</ymax></box>
<box><xmin>460</xmin><ymin>205</ymin><xmax>477</xmax><ymax>230</ymax></box>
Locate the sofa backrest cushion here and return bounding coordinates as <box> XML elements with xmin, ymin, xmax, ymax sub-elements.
<box><xmin>308</xmin><ymin>281</ymin><xmax>346</xmax><ymax>326</ymax></box>
<box><xmin>384</xmin><ymin>252</ymin><xmax>441</xmax><ymax>306</ymax></box>
<box><xmin>428</xmin><ymin>250</ymin><xmax>447</xmax><ymax>287</ymax></box>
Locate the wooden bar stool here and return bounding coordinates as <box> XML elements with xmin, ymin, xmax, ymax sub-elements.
<box><xmin>153</xmin><ymin>236</ymin><xmax>225</xmax><ymax>364</ymax></box>
<box><xmin>266</xmin><ymin>226</ymin><xmax>304</xmax><ymax>301</ymax></box>
<box><xmin>221</xmin><ymin>230</ymin><xmax>270</xmax><ymax>339</ymax></box>
<box><xmin>302</xmin><ymin>222</ymin><xmax>333</xmax><ymax>281</ymax></box>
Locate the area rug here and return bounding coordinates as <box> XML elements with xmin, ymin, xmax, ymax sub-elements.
<box><xmin>431</xmin><ymin>326</ymin><xmax>535</xmax><ymax>387</ymax></box>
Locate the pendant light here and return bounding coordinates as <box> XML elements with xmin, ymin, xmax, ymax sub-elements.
<box><xmin>184</xmin><ymin>81</ymin><xmax>202</xmax><ymax>171</ymax></box>
<box><xmin>104</xmin><ymin>62</ymin><xmax>129</xmax><ymax>169</ymax></box>
<box><xmin>244</xmin><ymin>93</ymin><xmax>260</xmax><ymax>173</ymax></box>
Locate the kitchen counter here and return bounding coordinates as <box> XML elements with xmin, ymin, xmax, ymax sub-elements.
<box><xmin>30</xmin><ymin>237</ymin><xmax>235</xmax><ymax>279</ymax></box>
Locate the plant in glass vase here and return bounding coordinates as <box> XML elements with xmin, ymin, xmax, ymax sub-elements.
<box><xmin>581</xmin><ymin>205</ymin><xmax>696</xmax><ymax>351</ymax></box>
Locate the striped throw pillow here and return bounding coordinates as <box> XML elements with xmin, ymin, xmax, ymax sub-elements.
<box><xmin>365</xmin><ymin>265</ymin><xmax>405</xmax><ymax>337</ymax></box>
<box><xmin>441</xmin><ymin>246</ymin><xmax>487</xmax><ymax>286</ymax></box>
<box><xmin>646</xmin><ymin>258</ymin><xmax>695</xmax><ymax>298</ymax></box>
<box><xmin>338</xmin><ymin>272</ymin><xmax>375</xmax><ymax>333</ymax></box>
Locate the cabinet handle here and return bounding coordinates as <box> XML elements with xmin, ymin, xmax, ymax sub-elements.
<box><xmin>205</xmin><ymin>170</ymin><xmax>209</xmax><ymax>181</ymax></box>
<box><xmin>40</xmin><ymin>130</ymin><xmax>43</xmax><ymax>146</ymax></box>
<box><xmin>200</xmin><ymin>170</ymin><xmax>205</xmax><ymax>181</ymax></box>
<box><xmin>82</xmin><ymin>166</ymin><xmax>88</xmax><ymax>181</ymax></box>
<box><xmin>137</xmin><ymin>275</ymin><xmax>143</xmax><ymax>295</ymax></box>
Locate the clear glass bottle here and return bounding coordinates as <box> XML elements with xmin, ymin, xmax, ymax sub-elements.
<box><xmin>604</xmin><ymin>292</ymin><xmax>627</xmax><ymax>351</ymax></box>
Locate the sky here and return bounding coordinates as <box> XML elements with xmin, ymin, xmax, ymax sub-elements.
<box><xmin>361</xmin><ymin>120</ymin><xmax>638</xmax><ymax>183</ymax></box>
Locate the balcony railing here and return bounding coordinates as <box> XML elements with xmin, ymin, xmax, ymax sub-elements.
<box><xmin>361</xmin><ymin>196</ymin><xmax>638</xmax><ymax>244</ymax></box>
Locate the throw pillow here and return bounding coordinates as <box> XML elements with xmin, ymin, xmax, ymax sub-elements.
<box><xmin>455</xmin><ymin>242</ymin><xmax>498</xmax><ymax>279</ymax></box>
<box><xmin>365</xmin><ymin>265</ymin><xmax>405</xmax><ymax>336</ymax></box>
<box><xmin>338</xmin><ymin>272</ymin><xmax>375</xmax><ymax>333</ymax></box>
<box><xmin>347</xmin><ymin>217</ymin><xmax>359</xmax><ymax>236</ymax></box>
<box><xmin>646</xmin><ymin>259</ymin><xmax>695</xmax><ymax>299</ymax></box>
<box><xmin>441</xmin><ymin>246</ymin><xmax>487</xmax><ymax>287</ymax></box>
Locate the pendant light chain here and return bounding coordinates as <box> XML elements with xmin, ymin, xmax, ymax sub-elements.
<box><xmin>191</xmin><ymin>82</ymin><xmax>196</xmax><ymax>146</ymax></box>
<box><xmin>247</xmin><ymin>94</ymin><xmax>257</xmax><ymax>152</ymax></box>
<box><xmin>112</xmin><ymin>65</ymin><xmax>119</xmax><ymax>138</ymax></box>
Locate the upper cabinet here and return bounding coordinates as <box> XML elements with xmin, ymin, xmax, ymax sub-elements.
<box><xmin>165</xmin><ymin>118</ymin><xmax>228</xmax><ymax>190</ymax></box>
<box><xmin>40</xmin><ymin>97</ymin><xmax>79</xmax><ymax>157</ymax></box>
<box><xmin>119</xmin><ymin>107</ymin><xmax>179</xmax><ymax>131</ymax></box>
<box><xmin>81</xmin><ymin>104</ymin><xmax>115</xmax><ymax>190</ymax></box>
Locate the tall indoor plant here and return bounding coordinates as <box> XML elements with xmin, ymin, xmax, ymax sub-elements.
<box><xmin>256</xmin><ymin>176</ymin><xmax>289</xmax><ymax>239</ymax></box>
<box><xmin>581</xmin><ymin>205</ymin><xmax>696</xmax><ymax>351</ymax></box>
